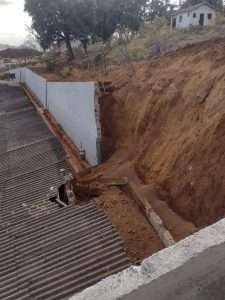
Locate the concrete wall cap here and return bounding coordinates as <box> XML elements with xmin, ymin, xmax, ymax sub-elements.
<box><xmin>70</xmin><ymin>218</ymin><xmax>225</xmax><ymax>300</ymax></box>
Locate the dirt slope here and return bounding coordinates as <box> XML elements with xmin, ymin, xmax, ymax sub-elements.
<box><xmin>96</xmin><ymin>38</ymin><xmax>225</xmax><ymax>229</ymax></box>
<box><xmin>40</xmin><ymin>38</ymin><xmax>225</xmax><ymax>256</ymax></box>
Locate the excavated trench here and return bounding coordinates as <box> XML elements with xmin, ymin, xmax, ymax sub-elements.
<box><xmin>23</xmin><ymin>82</ymin><xmax>163</xmax><ymax>263</ymax></box>
<box><xmin>34</xmin><ymin>38</ymin><xmax>225</xmax><ymax>263</ymax></box>
<box><xmin>117</xmin><ymin>40</ymin><xmax>225</xmax><ymax>228</ymax></box>
<box><xmin>73</xmin><ymin>38</ymin><xmax>225</xmax><ymax>258</ymax></box>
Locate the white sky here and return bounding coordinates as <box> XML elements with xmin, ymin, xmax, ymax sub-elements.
<box><xmin>0</xmin><ymin>0</ymin><xmax>31</xmax><ymax>45</ymax></box>
<box><xmin>0</xmin><ymin>0</ymin><xmax>179</xmax><ymax>46</ymax></box>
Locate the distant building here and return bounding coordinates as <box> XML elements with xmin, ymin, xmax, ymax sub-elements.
<box><xmin>171</xmin><ymin>2</ymin><xmax>216</xmax><ymax>29</ymax></box>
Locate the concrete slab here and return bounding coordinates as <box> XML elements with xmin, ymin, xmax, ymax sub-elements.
<box><xmin>70</xmin><ymin>217</ymin><xmax>225</xmax><ymax>300</ymax></box>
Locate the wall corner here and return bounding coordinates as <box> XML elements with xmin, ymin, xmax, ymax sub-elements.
<box><xmin>94</xmin><ymin>82</ymin><xmax>102</xmax><ymax>164</ymax></box>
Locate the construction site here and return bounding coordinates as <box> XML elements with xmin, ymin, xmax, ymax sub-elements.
<box><xmin>1</xmin><ymin>36</ymin><xmax>225</xmax><ymax>299</ymax></box>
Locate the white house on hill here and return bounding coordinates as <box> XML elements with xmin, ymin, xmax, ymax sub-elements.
<box><xmin>171</xmin><ymin>2</ymin><xmax>216</xmax><ymax>29</ymax></box>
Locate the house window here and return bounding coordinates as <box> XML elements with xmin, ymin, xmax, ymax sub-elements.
<box><xmin>179</xmin><ymin>15</ymin><xmax>183</xmax><ymax>22</ymax></box>
<box><xmin>193</xmin><ymin>13</ymin><xmax>196</xmax><ymax>18</ymax></box>
<box><xmin>208</xmin><ymin>13</ymin><xmax>212</xmax><ymax>20</ymax></box>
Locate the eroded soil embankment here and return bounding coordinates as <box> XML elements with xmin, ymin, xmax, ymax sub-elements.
<box><xmin>39</xmin><ymin>38</ymin><xmax>225</xmax><ymax>260</ymax></box>
<box><xmin>93</xmin><ymin>38</ymin><xmax>225</xmax><ymax>231</ymax></box>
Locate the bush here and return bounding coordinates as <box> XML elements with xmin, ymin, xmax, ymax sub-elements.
<box><xmin>60</xmin><ymin>66</ymin><xmax>73</xmax><ymax>78</ymax></box>
<box><xmin>129</xmin><ymin>48</ymin><xmax>148</xmax><ymax>61</ymax></box>
<box><xmin>44</xmin><ymin>52</ymin><xmax>58</xmax><ymax>72</ymax></box>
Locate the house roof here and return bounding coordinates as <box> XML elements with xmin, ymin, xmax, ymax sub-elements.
<box><xmin>0</xmin><ymin>48</ymin><xmax>41</xmax><ymax>59</ymax></box>
<box><xmin>0</xmin><ymin>84</ymin><xmax>130</xmax><ymax>300</ymax></box>
<box><xmin>171</xmin><ymin>2</ymin><xmax>215</xmax><ymax>16</ymax></box>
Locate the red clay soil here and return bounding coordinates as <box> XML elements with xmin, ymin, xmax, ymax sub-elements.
<box><xmin>73</xmin><ymin>170</ymin><xmax>164</xmax><ymax>262</ymax></box>
<box><xmin>96</xmin><ymin>38</ymin><xmax>225</xmax><ymax>229</ymax></box>
<box><xmin>39</xmin><ymin>37</ymin><xmax>225</xmax><ymax>259</ymax></box>
<box><xmin>24</xmin><ymin>83</ymin><xmax>163</xmax><ymax>262</ymax></box>
<box><xmin>95</xmin><ymin>187</ymin><xmax>163</xmax><ymax>263</ymax></box>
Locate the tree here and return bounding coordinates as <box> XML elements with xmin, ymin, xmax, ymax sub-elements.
<box><xmin>144</xmin><ymin>0</ymin><xmax>176</xmax><ymax>23</ymax></box>
<box><xmin>20</xmin><ymin>32</ymin><xmax>40</xmax><ymax>50</ymax></box>
<box><xmin>25</xmin><ymin>0</ymin><xmax>84</xmax><ymax>59</ymax></box>
<box><xmin>115</xmin><ymin>0</ymin><xmax>147</xmax><ymax>32</ymax></box>
<box><xmin>25</xmin><ymin>0</ymin><xmax>148</xmax><ymax>59</ymax></box>
<box><xmin>182</xmin><ymin>0</ymin><xmax>223</xmax><ymax>11</ymax></box>
<box><xmin>64</xmin><ymin>0</ymin><xmax>96</xmax><ymax>55</ymax></box>
<box><xmin>94</xmin><ymin>0</ymin><xmax>146</xmax><ymax>42</ymax></box>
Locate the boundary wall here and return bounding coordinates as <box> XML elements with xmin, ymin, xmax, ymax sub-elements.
<box><xmin>70</xmin><ymin>217</ymin><xmax>225</xmax><ymax>300</ymax></box>
<box><xmin>10</xmin><ymin>68</ymin><xmax>100</xmax><ymax>165</ymax></box>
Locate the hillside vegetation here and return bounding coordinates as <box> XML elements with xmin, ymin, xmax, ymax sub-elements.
<box><xmin>107</xmin><ymin>18</ymin><xmax>225</xmax><ymax>63</ymax></box>
<box><xmin>34</xmin><ymin>17</ymin><xmax>225</xmax><ymax>77</ymax></box>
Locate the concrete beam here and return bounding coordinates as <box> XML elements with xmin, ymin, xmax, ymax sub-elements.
<box><xmin>127</xmin><ymin>181</ymin><xmax>175</xmax><ymax>247</ymax></box>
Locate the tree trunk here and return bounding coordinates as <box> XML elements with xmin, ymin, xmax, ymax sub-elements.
<box><xmin>81</xmin><ymin>40</ymin><xmax>91</xmax><ymax>70</ymax></box>
<box><xmin>102</xmin><ymin>44</ymin><xmax>107</xmax><ymax>74</ymax></box>
<box><xmin>65</xmin><ymin>36</ymin><xmax>74</xmax><ymax>61</ymax></box>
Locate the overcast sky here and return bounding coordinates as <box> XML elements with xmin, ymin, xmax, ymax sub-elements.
<box><xmin>0</xmin><ymin>0</ymin><xmax>180</xmax><ymax>46</ymax></box>
<box><xmin>0</xmin><ymin>0</ymin><xmax>31</xmax><ymax>45</ymax></box>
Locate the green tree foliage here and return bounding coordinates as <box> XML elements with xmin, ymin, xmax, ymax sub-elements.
<box><xmin>93</xmin><ymin>0</ymin><xmax>146</xmax><ymax>42</ymax></box>
<box><xmin>116</xmin><ymin>0</ymin><xmax>147</xmax><ymax>32</ymax></box>
<box><xmin>25</xmin><ymin>0</ymin><xmax>73</xmax><ymax>58</ymax></box>
<box><xmin>25</xmin><ymin>0</ymin><xmax>172</xmax><ymax>58</ymax></box>
<box><xmin>25</xmin><ymin>0</ymin><xmax>95</xmax><ymax>59</ymax></box>
<box><xmin>144</xmin><ymin>0</ymin><xmax>176</xmax><ymax>23</ymax></box>
<box><xmin>182</xmin><ymin>0</ymin><xmax>223</xmax><ymax>11</ymax></box>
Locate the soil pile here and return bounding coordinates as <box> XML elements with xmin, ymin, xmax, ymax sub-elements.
<box><xmin>97</xmin><ymin>38</ymin><xmax>225</xmax><ymax>229</ymax></box>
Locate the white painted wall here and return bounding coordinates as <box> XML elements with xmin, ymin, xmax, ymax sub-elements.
<box><xmin>71</xmin><ymin>217</ymin><xmax>225</xmax><ymax>300</ymax></box>
<box><xmin>172</xmin><ymin>5</ymin><xmax>216</xmax><ymax>29</ymax></box>
<box><xmin>23</xmin><ymin>68</ymin><xmax>47</xmax><ymax>107</ymax></box>
<box><xmin>10</xmin><ymin>68</ymin><xmax>23</xmax><ymax>82</ymax></box>
<box><xmin>10</xmin><ymin>68</ymin><xmax>101</xmax><ymax>166</ymax></box>
<box><xmin>47</xmin><ymin>82</ymin><xmax>99</xmax><ymax>165</ymax></box>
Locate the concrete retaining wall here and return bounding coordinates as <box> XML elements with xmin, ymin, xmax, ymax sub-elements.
<box><xmin>10</xmin><ymin>68</ymin><xmax>23</xmax><ymax>82</ymax></box>
<box><xmin>47</xmin><ymin>82</ymin><xmax>100</xmax><ymax>165</ymax></box>
<box><xmin>10</xmin><ymin>68</ymin><xmax>47</xmax><ymax>106</ymax></box>
<box><xmin>70</xmin><ymin>218</ymin><xmax>225</xmax><ymax>300</ymax></box>
<box><xmin>23</xmin><ymin>69</ymin><xmax>47</xmax><ymax>107</ymax></box>
<box><xmin>11</xmin><ymin>68</ymin><xmax>101</xmax><ymax>165</ymax></box>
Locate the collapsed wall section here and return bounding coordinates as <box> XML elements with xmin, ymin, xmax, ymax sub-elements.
<box><xmin>10</xmin><ymin>68</ymin><xmax>101</xmax><ymax>166</ymax></box>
